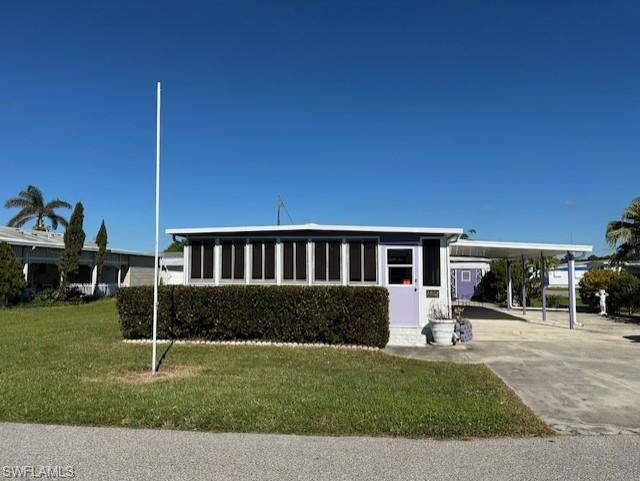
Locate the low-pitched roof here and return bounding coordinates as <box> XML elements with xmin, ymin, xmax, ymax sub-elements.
<box><xmin>166</xmin><ymin>223</ymin><xmax>463</xmax><ymax>236</ymax></box>
<box><xmin>450</xmin><ymin>239</ymin><xmax>593</xmax><ymax>259</ymax></box>
<box><xmin>0</xmin><ymin>226</ymin><xmax>152</xmax><ymax>257</ymax></box>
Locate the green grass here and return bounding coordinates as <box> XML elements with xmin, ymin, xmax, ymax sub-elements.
<box><xmin>0</xmin><ymin>300</ymin><xmax>552</xmax><ymax>438</ymax></box>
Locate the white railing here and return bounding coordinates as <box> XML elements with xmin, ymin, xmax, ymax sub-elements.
<box><xmin>68</xmin><ymin>283</ymin><xmax>119</xmax><ymax>297</ymax></box>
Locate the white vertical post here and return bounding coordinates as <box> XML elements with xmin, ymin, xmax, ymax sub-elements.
<box><xmin>506</xmin><ymin>260</ymin><xmax>513</xmax><ymax>309</ymax></box>
<box><xmin>521</xmin><ymin>255</ymin><xmax>527</xmax><ymax>315</ymax></box>
<box><xmin>213</xmin><ymin>241</ymin><xmax>220</xmax><ymax>286</ymax></box>
<box><xmin>341</xmin><ymin>239</ymin><xmax>348</xmax><ymax>286</ymax></box>
<box><xmin>91</xmin><ymin>262</ymin><xmax>98</xmax><ymax>295</ymax></box>
<box><xmin>23</xmin><ymin>262</ymin><xmax>29</xmax><ymax>283</ymax></box>
<box><xmin>151</xmin><ymin>81</ymin><xmax>161</xmax><ymax>374</ymax></box>
<box><xmin>566</xmin><ymin>252</ymin><xmax>577</xmax><ymax>330</ymax></box>
<box><xmin>540</xmin><ymin>252</ymin><xmax>547</xmax><ymax>321</ymax></box>
<box><xmin>275</xmin><ymin>239</ymin><xmax>282</xmax><ymax>285</ymax></box>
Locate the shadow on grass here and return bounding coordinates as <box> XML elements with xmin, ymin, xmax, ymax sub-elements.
<box><xmin>155</xmin><ymin>341</ymin><xmax>174</xmax><ymax>372</ymax></box>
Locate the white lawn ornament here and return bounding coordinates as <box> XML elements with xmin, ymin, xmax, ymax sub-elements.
<box><xmin>595</xmin><ymin>289</ymin><xmax>609</xmax><ymax>316</ymax></box>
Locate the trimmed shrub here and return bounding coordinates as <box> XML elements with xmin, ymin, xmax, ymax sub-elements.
<box><xmin>116</xmin><ymin>286</ymin><xmax>175</xmax><ymax>339</ymax></box>
<box><xmin>579</xmin><ymin>269</ymin><xmax>640</xmax><ymax>315</ymax></box>
<box><xmin>117</xmin><ymin>285</ymin><xmax>389</xmax><ymax>348</ymax></box>
<box><xmin>0</xmin><ymin>242</ymin><xmax>27</xmax><ymax>307</ymax></box>
<box><xmin>608</xmin><ymin>272</ymin><xmax>640</xmax><ymax>316</ymax></box>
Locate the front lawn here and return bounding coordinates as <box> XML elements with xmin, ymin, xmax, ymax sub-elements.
<box><xmin>0</xmin><ymin>300</ymin><xmax>551</xmax><ymax>438</ymax></box>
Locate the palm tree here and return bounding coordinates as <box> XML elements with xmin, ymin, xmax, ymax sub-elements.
<box><xmin>606</xmin><ymin>197</ymin><xmax>640</xmax><ymax>265</ymax></box>
<box><xmin>4</xmin><ymin>185</ymin><xmax>71</xmax><ymax>231</ymax></box>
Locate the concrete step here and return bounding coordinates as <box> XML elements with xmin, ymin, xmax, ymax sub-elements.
<box><xmin>388</xmin><ymin>326</ymin><xmax>427</xmax><ymax>347</ymax></box>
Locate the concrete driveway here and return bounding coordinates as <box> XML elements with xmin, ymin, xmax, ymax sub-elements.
<box><xmin>386</xmin><ymin>306</ymin><xmax>640</xmax><ymax>435</ymax></box>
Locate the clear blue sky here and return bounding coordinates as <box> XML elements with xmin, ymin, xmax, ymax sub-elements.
<box><xmin>1</xmin><ymin>1</ymin><xmax>638</xmax><ymax>254</ymax></box>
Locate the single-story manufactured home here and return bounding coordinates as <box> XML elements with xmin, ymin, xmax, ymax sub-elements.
<box><xmin>1</xmin><ymin>226</ymin><xmax>156</xmax><ymax>295</ymax></box>
<box><xmin>167</xmin><ymin>224</ymin><xmax>593</xmax><ymax>345</ymax></box>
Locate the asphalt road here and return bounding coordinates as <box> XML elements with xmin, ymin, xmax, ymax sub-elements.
<box><xmin>1</xmin><ymin>422</ymin><xmax>639</xmax><ymax>481</ymax></box>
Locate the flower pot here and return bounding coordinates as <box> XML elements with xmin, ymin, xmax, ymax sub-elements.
<box><xmin>430</xmin><ymin>319</ymin><xmax>455</xmax><ymax>346</ymax></box>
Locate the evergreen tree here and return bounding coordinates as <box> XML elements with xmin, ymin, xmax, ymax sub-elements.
<box><xmin>0</xmin><ymin>242</ymin><xmax>27</xmax><ymax>307</ymax></box>
<box><xmin>59</xmin><ymin>202</ymin><xmax>86</xmax><ymax>291</ymax></box>
<box><xmin>94</xmin><ymin>220</ymin><xmax>108</xmax><ymax>295</ymax></box>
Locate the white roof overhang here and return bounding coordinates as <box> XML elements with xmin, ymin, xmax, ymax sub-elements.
<box><xmin>450</xmin><ymin>239</ymin><xmax>593</xmax><ymax>260</ymax></box>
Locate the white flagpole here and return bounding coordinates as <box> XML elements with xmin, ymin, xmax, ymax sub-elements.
<box><xmin>152</xmin><ymin>81</ymin><xmax>161</xmax><ymax>374</ymax></box>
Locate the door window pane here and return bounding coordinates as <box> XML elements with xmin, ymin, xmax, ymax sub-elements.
<box><xmin>389</xmin><ymin>266</ymin><xmax>413</xmax><ymax>285</ymax></box>
<box><xmin>388</xmin><ymin>249</ymin><xmax>412</xmax><ymax>265</ymax></box>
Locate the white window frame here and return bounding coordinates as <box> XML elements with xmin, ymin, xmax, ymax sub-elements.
<box><xmin>347</xmin><ymin>239</ymin><xmax>378</xmax><ymax>285</ymax></box>
<box><xmin>249</xmin><ymin>240</ymin><xmax>277</xmax><ymax>284</ymax></box>
<box><xmin>461</xmin><ymin>270</ymin><xmax>472</xmax><ymax>282</ymax></box>
<box><xmin>386</xmin><ymin>246</ymin><xmax>415</xmax><ymax>287</ymax></box>
<box><xmin>281</xmin><ymin>238</ymin><xmax>308</xmax><ymax>284</ymax></box>
<box><xmin>219</xmin><ymin>239</ymin><xmax>247</xmax><ymax>284</ymax></box>
<box><xmin>189</xmin><ymin>241</ymin><xmax>216</xmax><ymax>284</ymax></box>
<box><xmin>311</xmin><ymin>238</ymin><xmax>343</xmax><ymax>284</ymax></box>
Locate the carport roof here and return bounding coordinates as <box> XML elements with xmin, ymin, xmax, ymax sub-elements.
<box><xmin>450</xmin><ymin>239</ymin><xmax>592</xmax><ymax>260</ymax></box>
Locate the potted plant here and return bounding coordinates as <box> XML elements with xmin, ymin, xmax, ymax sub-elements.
<box><xmin>428</xmin><ymin>303</ymin><xmax>456</xmax><ymax>346</ymax></box>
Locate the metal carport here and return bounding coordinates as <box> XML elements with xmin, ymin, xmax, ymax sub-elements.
<box><xmin>450</xmin><ymin>240</ymin><xmax>593</xmax><ymax>329</ymax></box>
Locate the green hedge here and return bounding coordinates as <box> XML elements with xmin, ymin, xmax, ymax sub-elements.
<box><xmin>117</xmin><ymin>285</ymin><xmax>389</xmax><ymax>348</ymax></box>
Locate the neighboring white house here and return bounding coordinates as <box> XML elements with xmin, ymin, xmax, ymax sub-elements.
<box><xmin>546</xmin><ymin>261</ymin><xmax>589</xmax><ymax>290</ymax></box>
<box><xmin>1</xmin><ymin>226</ymin><xmax>156</xmax><ymax>295</ymax></box>
<box><xmin>160</xmin><ymin>251</ymin><xmax>184</xmax><ymax>285</ymax></box>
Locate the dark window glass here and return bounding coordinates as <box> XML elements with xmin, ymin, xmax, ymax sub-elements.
<box><xmin>422</xmin><ymin>239</ymin><xmax>441</xmax><ymax>286</ymax></box>
<box><xmin>233</xmin><ymin>242</ymin><xmax>245</xmax><ymax>279</ymax></box>
<box><xmin>221</xmin><ymin>243</ymin><xmax>232</xmax><ymax>279</ymax></box>
<box><xmin>203</xmin><ymin>243</ymin><xmax>214</xmax><ymax>279</ymax></box>
<box><xmin>363</xmin><ymin>242</ymin><xmax>377</xmax><ymax>281</ymax></box>
<box><xmin>264</xmin><ymin>242</ymin><xmax>275</xmax><ymax>279</ymax></box>
<box><xmin>191</xmin><ymin>242</ymin><xmax>202</xmax><ymax>279</ymax></box>
<box><xmin>283</xmin><ymin>242</ymin><xmax>294</xmax><ymax>280</ymax></box>
<box><xmin>295</xmin><ymin>241</ymin><xmax>307</xmax><ymax>280</ymax></box>
<box><xmin>349</xmin><ymin>242</ymin><xmax>361</xmax><ymax>282</ymax></box>
<box><xmin>389</xmin><ymin>266</ymin><xmax>413</xmax><ymax>285</ymax></box>
<box><xmin>252</xmin><ymin>243</ymin><xmax>262</xmax><ymax>280</ymax></box>
<box><xmin>326</xmin><ymin>241</ymin><xmax>339</xmax><ymax>281</ymax></box>
<box><xmin>314</xmin><ymin>242</ymin><xmax>327</xmax><ymax>281</ymax></box>
<box><xmin>387</xmin><ymin>249</ymin><xmax>412</xmax><ymax>265</ymax></box>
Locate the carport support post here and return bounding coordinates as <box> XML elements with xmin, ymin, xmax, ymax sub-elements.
<box><xmin>521</xmin><ymin>255</ymin><xmax>527</xmax><ymax>315</ymax></box>
<box><xmin>540</xmin><ymin>252</ymin><xmax>547</xmax><ymax>321</ymax></box>
<box><xmin>566</xmin><ymin>252</ymin><xmax>577</xmax><ymax>330</ymax></box>
<box><xmin>506</xmin><ymin>260</ymin><xmax>513</xmax><ymax>309</ymax></box>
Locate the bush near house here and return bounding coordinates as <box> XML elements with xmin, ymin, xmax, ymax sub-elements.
<box><xmin>579</xmin><ymin>269</ymin><xmax>640</xmax><ymax>315</ymax></box>
<box><xmin>117</xmin><ymin>285</ymin><xmax>390</xmax><ymax>348</ymax></box>
<box><xmin>608</xmin><ymin>272</ymin><xmax>640</xmax><ymax>316</ymax></box>
<box><xmin>579</xmin><ymin>269</ymin><xmax>618</xmax><ymax>310</ymax></box>
<box><xmin>0</xmin><ymin>242</ymin><xmax>27</xmax><ymax>307</ymax></box>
